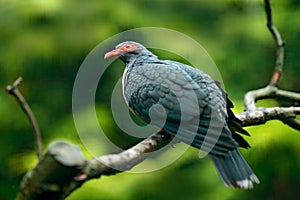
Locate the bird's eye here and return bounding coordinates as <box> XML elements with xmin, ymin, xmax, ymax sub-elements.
<box><xmin>125</xmin><ymin>45</ymin><xmax>130</xmax><ymax>49</ymax></box>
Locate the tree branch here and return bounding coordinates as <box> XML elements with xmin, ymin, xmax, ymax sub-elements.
<box><xmin>236</xmin><ymin>107</ymin><xmax>300</xmax><ymax>127</ymax></box>
<box><xmin>244</xmin><ymin>85</ymin><xmax>300</xmax><ymax>111</ymax></box>
<box><xmin>15</xmin><ymin>132</ymin><xmax>172</xmax><ymax>199</ymax></box>
<box><xmin>16</xmin><ymin>141</ymin><xmax>86</xmax><ymax>200</ymax></box>
<box><xmin>6</xmin><ymin>77</ymin><xmax>43</xmax><ymax>161</ymax></box>
<box><xmin>243</xmin><ymin>0</ymin><xmax>300</xmax><ymax>130</ymax></box>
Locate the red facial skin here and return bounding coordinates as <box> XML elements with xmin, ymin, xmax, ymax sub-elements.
<box><xmin>104</xmin><ymin>43</ymin><xmax>138</xmax><ymax>59</ymax></box>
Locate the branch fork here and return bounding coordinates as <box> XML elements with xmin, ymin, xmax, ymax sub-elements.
<box><xmin>242</xmin><ymin>0</ymin><xmax>300</xmax><ymax>130</ymax></box>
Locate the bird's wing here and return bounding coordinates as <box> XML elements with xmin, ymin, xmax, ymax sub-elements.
<box><xmin>170</xmin><ymin>61</ymin><xmax>250</xmax><ymax>149</ymax></box>
<box><xmin>126</xmin><ymin>62</ymin><xmax>206</xmax><ymax>121</ymax></box>
<box><xmin>125</xmin><ymin>62</ymin><xmax>238</xmax><ymax>155</ymax></box>
<box><xmin>167</xmin><ymin>61</ymin><xmax>250</xmax><ymax>148</ymax></box>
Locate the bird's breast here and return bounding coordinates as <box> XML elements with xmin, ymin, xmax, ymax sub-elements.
<box><xmin>122</xmin><ymin>66</ymin><xmax>151</xmax><ymax>107</ymax></box>
<box><xmin>122</xmin><ymin>67</ymin><xmax>129</xmax><ymax>106</ymax></box>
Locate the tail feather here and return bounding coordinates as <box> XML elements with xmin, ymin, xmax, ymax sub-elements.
<box><xmin>210</xmin><ymin>149</ymin><xmax>259</xmax><ymax>189</ymax></box>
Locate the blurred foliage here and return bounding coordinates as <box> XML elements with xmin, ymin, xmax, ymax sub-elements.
<box><xmin>0</xmin><ymin>0</ymin><xmax>299</xmax><ymax>199</ymax></box>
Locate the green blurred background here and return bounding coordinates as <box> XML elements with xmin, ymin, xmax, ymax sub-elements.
<box><xmin>1</xmin><ymin>0</ymin><xmax>299</xmax><ymax>199</ymax></box>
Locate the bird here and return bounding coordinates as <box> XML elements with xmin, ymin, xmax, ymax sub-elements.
<box><xmin>104</xmin><ymin>41</ymin><xmax>259</xmax><ymax>189</ymax></box>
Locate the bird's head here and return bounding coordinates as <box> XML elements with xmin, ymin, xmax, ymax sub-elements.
<box><xmin>104</xmin><ymin>41</ymin><xmax>155</xmax><ymax>63</ymax></box>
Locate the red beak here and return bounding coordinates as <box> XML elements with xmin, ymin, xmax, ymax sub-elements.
<box><xmin>104</xmin><ymin>49</ymin><xmax>122</xmax><ymax>59</ymax></box>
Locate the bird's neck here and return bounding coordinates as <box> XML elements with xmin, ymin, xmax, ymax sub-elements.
<box><xmin>122</xmin><ymin>53</ymin><xmax>159</xmax><ymax>70</ymax></box>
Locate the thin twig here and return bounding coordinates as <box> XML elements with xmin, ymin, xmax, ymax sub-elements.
<box><xmin>264</xmin><ymin>0</ymin><xmax>285</xmax><ymax>86</ymax></box>
<box><xmin>6</xmin><ymin>77</ymin><xmax>43</xmax><ymax>161</ymax></box>
<box><xmin>244</xmin><ymin>85</ymin><xmax>276</xmax><ymax>111</ymax></box>
<box><xmin>276</xmin><ymin>89</ymin><xmax>300</xmax><ymax>101</ymax></box>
